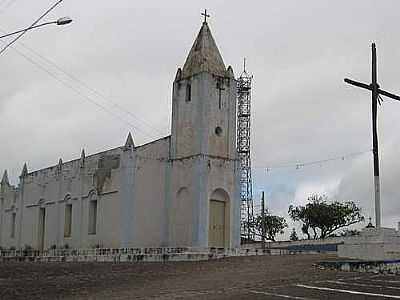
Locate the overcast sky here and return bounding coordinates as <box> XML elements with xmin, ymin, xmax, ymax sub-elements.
<box><xmin>1</xmin><ymin>0</ymin><xmax>399</xmax><ymax>238</ymax></box>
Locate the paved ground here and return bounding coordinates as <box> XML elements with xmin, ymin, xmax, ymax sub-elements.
<box><xmin>0</xmin><ymin>254</ymin><xmax>400</xmax><ymax>299</ymax></box>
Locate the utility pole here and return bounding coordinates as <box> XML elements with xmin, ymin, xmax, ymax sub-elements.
<box><xmin>344</xmin><ymin>43</ymin><xmax>400</xmax><ymax>228</ymax></box>
<box><xmin>261</xmin><ymin>191</ymin><xmax>265</xmax><ymax>251</ymax></box>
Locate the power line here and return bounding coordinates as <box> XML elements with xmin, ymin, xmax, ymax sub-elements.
<box><xmin>0</xmin><ymin>40</ymin><xmax>159</xmax><ymax>140</ymax></box>
<box><xmin>7</xmin><ymin>38</ymin><xmax>166</xmax><ymax>136</ymax></box>
<box><xmin>0</xmin><ymin>15</ymin><xmax>167</xmax><ymax>138</ymax></box>
<box><xmin>0</xmin><ymin>1</ymin><xmax>170</xmax><ymax>141</ymax></box>
<box><xmin>0</xmin><ymin>19</ymin><xmax>168</xmax><ymax>140</ymax></box>
<box><xmin>0</xmin><ymin>0</ymin><xmax>63</xmax><ymax>55</ymax></box>
<box><xmin>255</xmin><ymin>149</ymin><xmax>372</xmax><ymax>172</ymax></box>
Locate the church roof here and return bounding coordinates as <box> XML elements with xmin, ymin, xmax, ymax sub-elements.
<box><xmin>181</xmin><ymin>22</ymin><xmax>226</xmax><ymax>79</ymax></box>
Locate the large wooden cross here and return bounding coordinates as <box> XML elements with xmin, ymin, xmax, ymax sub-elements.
<box><xmin>345</xmin><ymin>43</ymin><xmax>400</xmax><ymax>228</ymax></box>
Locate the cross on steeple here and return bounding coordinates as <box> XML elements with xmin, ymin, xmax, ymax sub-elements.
<box><xmin>201</xmin><ymin>9</ymin><xmax>210</xmax><ymax>23</ymax></box>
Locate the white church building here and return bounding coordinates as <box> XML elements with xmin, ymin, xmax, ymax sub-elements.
<box><xmin>0</xmin><ymin>20</ymin><xmax>241</xmax><ymax>251</ymax></box>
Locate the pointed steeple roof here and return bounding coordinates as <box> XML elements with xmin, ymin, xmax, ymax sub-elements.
<box><xmin>181</xmin><ymin>22</ymin><xmax>226</xmax><ymax>79</ymax></box>
<box><xmin>175</xmin><ymin>68</ymin><xmax>182</xmax><ymax>82</ymax></box>
<box><xmin>20</xmin><ymin>163</ymin><xmax>28</xmax><ymax>178</ymax></box>
<box><xmin>1</xmin><ymin>170</ymin><xmax>9</xmax><ymax>185</ymax></box>
<box><xmin>80</xmin><ymin>148</ymin><xmax>86</xmax><ymax>168</ymax></box>
<box><xmin>125</xmin><ymin>132</ymin><xmax>135</xmax><ymax>148</ymax></box>
<box><xmin>226</xmin><ymin>65</ymin><xmax>235</xmax><ymax>78</ymax></box>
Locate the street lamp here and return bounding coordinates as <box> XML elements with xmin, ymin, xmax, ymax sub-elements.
<box><xmin>0</xmin><ymin>17</ymin><xmax>72</xmax><ymax>39</ymax></box>
<box><xmin>56</xmin><ymin>17</ymin><xmax>72</xmax><ymax>26</ymax></box>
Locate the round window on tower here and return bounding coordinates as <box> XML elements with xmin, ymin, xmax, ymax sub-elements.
<box><xmin>215</xmin><ymin>126</ymin><xmax>223</xmax><ymax>136</ymax></box>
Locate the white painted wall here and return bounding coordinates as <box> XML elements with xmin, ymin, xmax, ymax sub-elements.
<box><xmin>130</xmin><ymin>138</ymin><xmax>169</xmax><ymax>247</ymax></box>
<box><xmin>0</xmin><ymin>31</ymin><xmax>241</xmax><ymax>251</ymax></box>
<box><xmin>338</xmin><ymin>227</ymin><xmax>400</xmax><ymax>260</ymax></box>
<box><xmin>0</xmin><ymin>147</ymin><xmax>124</xmax><ymax>250</ymax></box>
<box><xmin>169</xmin><ymin>67</ymin><xmax>240</xmax><ymax>249</ymax></box>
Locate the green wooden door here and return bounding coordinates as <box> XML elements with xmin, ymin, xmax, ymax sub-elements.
<box><xmin>209</xmin><ymin>200</ymin><xmax>225</xmax><ymax>247</ymax></box>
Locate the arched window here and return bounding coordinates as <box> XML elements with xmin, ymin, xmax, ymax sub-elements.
<box><xmin>88</xmin><ymin>191</ymin><xmax>98</xmax><ymax>235</ymax></box>
<box><xmin>10</xmin><ymin>212</ymin><xmax>16</xmax><ymax>238</ymax></box>
<box><xmin>63</xmin><ymin>195</ymin><xmax>72</xmax><ymax>238</ymax></box>
<box><xmin>185</xmin><ymin>83</ymin><xmax>191</xmax><ymax>102</ymax></box>
<box><xmin>64</xmin><ymin>204</ymin><xmax>72</xmax><ymax>238</ymax></box>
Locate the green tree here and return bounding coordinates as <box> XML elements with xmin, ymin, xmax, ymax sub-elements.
<box><xmin>288</xmin><ymin>194</ymin><xmax>364</xmax><ymax>239</ymax></box>
<box><xmin>290</xmin><ymin>228</ymin><xmax>299</xmax><ymax>241</ymax></box>
<box><xmin>255</xmin><ymin>213</ymin><xmax>288</xmax><ymax>242</ymax></box>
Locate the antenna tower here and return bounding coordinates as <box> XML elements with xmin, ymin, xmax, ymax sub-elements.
<box><xmin>237</xmin><ymin>59</ymin><xmax>254</xmax><ymax>242</ymax></box>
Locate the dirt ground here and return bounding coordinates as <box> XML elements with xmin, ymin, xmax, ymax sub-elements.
<box><xmin>0</xmin><ymin>254</ymin><xmax>399</xmax><ymax>299</ymax></box>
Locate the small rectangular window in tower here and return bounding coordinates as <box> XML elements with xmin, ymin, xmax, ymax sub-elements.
<box><xmin>10</xmin><ymin>212</ymin><xmax>16</xmax><ymax>238</ymax></box>
<box><xmin>216</xmin><ymin>80</ymin><xmax>225</xmax><ymax>109</ymax></box>
<box><xmin>64</xmin><ymin>204</ymin><xmax>72</xmax><ymax>237</ymax></box>
<box><xmin>185</xmin><ymin>83</ymin><xmax>191</xmax><ymax>102</ymax></box>
<box><xmin>88</xmin><ymin>200</ymin><xmax>97</xmax><ymax>235</ymax></box>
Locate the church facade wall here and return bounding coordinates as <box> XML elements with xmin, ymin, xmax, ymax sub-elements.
<box><xmin>0</xmin><ymin>135</ymin><xmax>240</xmax><ymax>250</ymax></box>
<box><xmin>0</xmin><ymin>183</ymin><xmax>18</xmax><ymax>249</ymax></box>
<box><xmin>0</xmin><ymin>147</ymin><xmax>125</xmax><ymax>250</ymax></box>
<box><xmin>128</xmin><ymin>137</ymin><xmax>170</xmax><ymax>248</ymax></box>
<box><xmin>167</xmin><ymin>155</ymin><xmax>240</xmax><ymax>248</ymax></box>
<box><xmin>0</xmin><ymin>21</ymin><xmax>242</xmax><ymax>251</ymax></box>
<box><xmin>167</xmin><ymin>157</ymin><xmax>197</xmax><ymax>247</ymax></box>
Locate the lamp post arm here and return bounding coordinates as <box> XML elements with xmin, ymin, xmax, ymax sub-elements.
<box><xmin>0</xmin><ymin>22</ymin><xmax>56</xmax><ymax>39</ymax></box>
<box><xmin>0</xmin><ymin>0</ymin><xmax>64</xmax><ymax>56</ymax></box>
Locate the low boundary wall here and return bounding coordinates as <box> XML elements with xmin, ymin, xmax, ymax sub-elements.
<box><xmin>0</xmin><ymin>246</ymin><xmax>322</xmax><ymax>263</ymax></box>
<box><xmin>318</xmin><ymin>259</ymin><xmax>400</xmax><ymax>275</ymax></box>
<box><xmin>242</xmin><ymin>236</ymin><xmax>347</xmax><ymax>253</ymax></box>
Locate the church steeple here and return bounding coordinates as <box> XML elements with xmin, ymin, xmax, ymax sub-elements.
<box><xmin>181</xmin><ymin>21</ymin><xmax>226</xmax><ymax>79</ymax></box>
<box><xmin>171</xmin><ymin>16</ymin><xmax>237</xmax><ymax>160</ymax></box>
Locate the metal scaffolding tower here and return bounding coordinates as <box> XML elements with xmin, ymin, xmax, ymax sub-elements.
<box><xmin>237</xmin><ymin>60</ymin><xmax>254</xmax><ymax>242</ymax></box>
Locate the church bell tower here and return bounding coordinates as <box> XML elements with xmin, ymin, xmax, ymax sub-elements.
<box><xmin>170</xmin><ymin>20</ymin><xmax>237</xmax><ymax>160</ymax></box>
<box><xmin>168</xmin><ymin>17</ymin><xmax>240</xmax><ymax>249</ymax></box>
